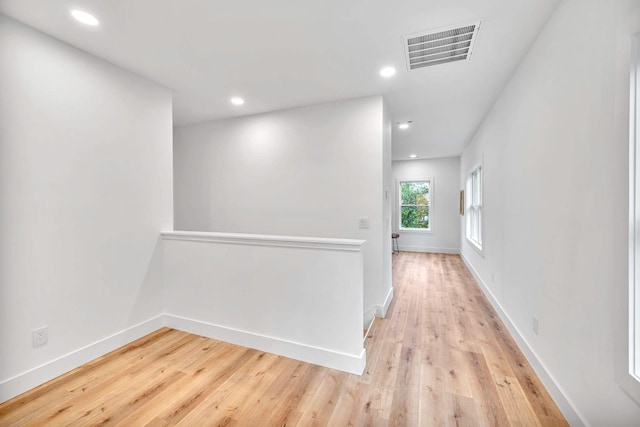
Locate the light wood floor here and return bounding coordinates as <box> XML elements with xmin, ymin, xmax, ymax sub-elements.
<box><xmin>0</xmin><ymin>252</ymin><xmax>568</xmax><ymax>426</ymax></box>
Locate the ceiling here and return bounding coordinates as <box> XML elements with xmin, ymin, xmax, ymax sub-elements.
<box><xmin>0</xmin><ymin>0</ymin><xmax>559</xmax><ymax>160</ymax></box>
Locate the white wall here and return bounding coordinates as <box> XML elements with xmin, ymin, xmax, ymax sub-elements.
<box><xmin>174</xmin><ymin>96</ymin><xmax>391</xmax><ymax>326</ymax></box>
<box><xmin>162</xmin><ymin>231</ymin><xmax>365</xmax><ymax>374</ymax></box>
<box><xmin>392</xmin><ymin>157</ymin><xmax>461</xmax><ymax>253</ymax></box>
<box><xmin>460</xmin><ymin>0</ymin><xmax>640</xmax><ymax>425</ymax></box>
<box><xmin>0</xmin><ymin>16</ymin><xmax>173</xmax><ymax>400</ymax></box>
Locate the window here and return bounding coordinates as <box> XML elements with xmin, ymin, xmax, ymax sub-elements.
<box><xmin>629</xmin><ymin>32</ymin><xmax>640</xmax><ymax>391</ymax></box>
<box><xmin>618</xmin><ymin>23</ymin><xmax>640</xmax><ymax>405</ymax></box>
<box><xmin>466</xmin><ymin>166</ymin><xmax>482</xmax><ymax>250</ymax></box>
<box><xmin>399</xmin><ymin>180</ymin><xmax>431</xmax><ymax>231</ymax></box>
<box><xmin>623</xmin><ymin>30</ymin><xmax>640</xmax><ymax>405</ymax></box>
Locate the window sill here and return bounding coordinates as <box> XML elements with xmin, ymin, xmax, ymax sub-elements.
<box><xmin>466</xmin><ymin>237</ymin><xmax>484</xmax><ymax>257</ymax></box>
<box><xmin>400</xmin><ymin>229</ymin><xmax>433</xmax><ymax>234</ymax></box>
<box><xmin>618</xmin><ymin>372</ymin><xmax>640</xmax><ymax>405</ymax></box>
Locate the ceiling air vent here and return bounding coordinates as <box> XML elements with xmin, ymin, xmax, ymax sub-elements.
<box><xmin>403</xmin><ymin>21</ymin><xmax>482</xmax><ymax>70</ymax></box>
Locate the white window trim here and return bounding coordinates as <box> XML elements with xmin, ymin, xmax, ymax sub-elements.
<box><xmin>465</xmin><ymin>164</ymin><xmax>483</xmax><ymax>255</ymax></box>
<box><xmin>398</xmin><ymin>178</ymin><xmax>433</xmax><ymax>233</ymax></box>
<box><xmin>624</xmin><ymin>29</ymin><xmax>640</xmax><ymax>404</ymax></box>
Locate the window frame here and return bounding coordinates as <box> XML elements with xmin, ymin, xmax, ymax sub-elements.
<box><xmin>398</xmin><ymin>178</ymin><xmax>433</xmax><ymax>233</ymax></box>
<box><xmin>466</xmin><ymin>164</ymin><xmax>483</xmax><ymax>253</ymax></box>
<box><xmin>625</xmin><ymin>30</ymin><xmax>640</xmax><ymax>403</ymax></box>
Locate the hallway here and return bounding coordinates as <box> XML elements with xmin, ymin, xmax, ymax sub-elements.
<box><xmin>0</xmin><ymin>253</ymin><xmax>567</xmax><ymax>426</ymax></box>
<box><xmin>382</xmin><ymin>252</ymin><xmax>567</xmax><ymax>425</ymax></box>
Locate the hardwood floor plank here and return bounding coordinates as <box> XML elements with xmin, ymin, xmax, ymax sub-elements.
<box><xmin>112</xmin><ymin>340</ymin><xmax>237</xmax><ymax>426</ymax></box>
<box><xmin>493</xmin><ymin>374</ymin><xmax>543</xmax><ymax>427</ymax></box>
<box><xmin>418</xmin><ymin>364</ymin><xmax>448</xmax><ymax>426</ymax></box>
<box><xmin>0</xmin><ymin>252</ymin><xmax>568</xmax><ymax>426</ymax></box>
<box><xmin>463</xmin><ymin>350</ymin><xmax>511</xmax><ymax>426</ymax></box>
<box><xmin>263</xmin><ymin>363</ymin><xmax>321</xmax><ymax>426</ymax></box>
<box><xmin>326</xmin><ymin>380</ymin><xmax>369</xmax><ymax>426</ymax></box>
<box><xmin>388</xmin><ymin>346</ymin><xmax>421</xmax><ymax>426</ymax></box>
<box><xmin>287</xmin><ymin>368</ymin><xmax>344</xmax><ymax>426</ymax></box>
<box><xmin>67</xmin><ymin>368</ymin><xmax>186</xmax><ymax>426</ymax></box>
<box><xmin>187</xmin><ymin>352</ymin><xmax>284</xmax><ymax>426</ymax></box>
<box><xmin>440</xmin><ymin>347</ymin><xmax>474</xmax><ymax>399</ymax></box>
<box><xmin>446</xmin><ymin>392</ymin><xmax>482</xmax><ymax>427</ymax></box>
<box><xmin>146</xmin><ymin>347</ymin><xmax>256</xmax><ymax>425</ymax></box>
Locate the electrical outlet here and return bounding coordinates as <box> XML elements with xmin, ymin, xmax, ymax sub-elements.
<box><xmin>33</xmin><ymin>326</ymin><xmax>48</xmax><ymax>347</ymax></box>
<box><xmin>359</xmin><ymin>217</ymin><xmax>369</xmax><ymax>229</ymax></box>
<box><xmin>532</xmin><ymin>316</ymin><xmax>539</xmax><ymax>335</ymax></box>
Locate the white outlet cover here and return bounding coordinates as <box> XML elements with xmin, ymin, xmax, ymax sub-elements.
<box><xmin>359</xmin><ymin>217</ymin><xmax>369</xmax><ymax>229</ymax></box>
<box><xmin>33</xmin><ymin>326</ymin><xmax>48</xmax><ymax>347</ymax></box>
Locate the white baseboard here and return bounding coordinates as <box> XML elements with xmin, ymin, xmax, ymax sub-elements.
<box><xmin>398</xmin><ymin>245</ymin><xmax>460</xmax><ymax>254</ymax></box>
<box><xmin>1</xmin><ymin>311</ymin><xmax>366</xmax><ymax>403</ymax></box>
<box><xmin>164</xmin><ymin>314</ymin><xmax>365</xmax><ymax>375</ymax></box>
<box><xmin>0</xmin><ymin>315</ymin><xmax>164</xmax><ymax>403</ymax></box>
<box><xmin>459</xmin><ymin>253</ymin><xmax>587</xmax><ymax>427</ymax></box>
<box><xmin>375</xmin><ymin>286</ymin><xmax>394</xmax><ymax>318</ymax></box>
<box><xmin>364</xmin><ymin>307</ymin><xmax>376</xmax><ymax>329</ymax></box>
<box><xmin>365</xmin><ymin>286</ymin><xmax>394</xmax><ymax>327</ymax></box>
<box><xmin>363</xmin><ymin>317</ymin><xmax>376</xmax><ymax>343</ymax></box>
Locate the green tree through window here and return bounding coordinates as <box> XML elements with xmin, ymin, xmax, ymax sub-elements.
<box><xmin>400</xmin><ymin>181</ymin><xmax>430</xmax><ymax>230</ymax></box>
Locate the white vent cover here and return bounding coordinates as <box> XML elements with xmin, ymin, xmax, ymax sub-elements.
<box><xmin>403</xmin><ymin>21</ymin><xmax>482</xmax><ymax>70</ymax></box>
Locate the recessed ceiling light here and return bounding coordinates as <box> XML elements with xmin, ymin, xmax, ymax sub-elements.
<box><xmin>409</xmin><ymin>154</ymin><xmax>418</xmax><ymax>159</ymax></box>
<box><xmin>70</xmin><ymin>10</ymin><xmax>99</xmax><ymax>26</ymax></box>
<box><xmin>230</xmin><ymin>97</ymin><xmax>245</xmax><ymax>106</ymax></box>
<box><xmin>398</xmin><ymin>123</ymin><xmax>410</xmax><ymax>130</ymax></box>
<box><xmin>379</xmin><ymin>66</ymin><xmax>396</xmax><ymax>78</ymax></box>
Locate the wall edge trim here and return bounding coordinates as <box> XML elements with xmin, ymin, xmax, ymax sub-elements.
<box><xmin>397</xmin><ymin>245</ymin><xmax>460</xmax><ymax>254</ymax></box>
<box><xmin>162</xmin><ymin>230</ymin><xmax>366</xmax><ymax>252</ymax></box>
